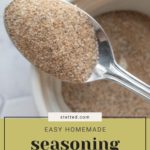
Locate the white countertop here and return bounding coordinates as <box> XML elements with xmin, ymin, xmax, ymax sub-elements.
<box><xmin>0</xmin><ymin>0</ymin><xmax>39</xmax><ymax>117</ymax></box>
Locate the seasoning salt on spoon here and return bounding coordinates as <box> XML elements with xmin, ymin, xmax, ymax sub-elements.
<box><xmin>4</xmin><ymin>0</ymin><xmax>150</xmax><ymax>100</ymax></box>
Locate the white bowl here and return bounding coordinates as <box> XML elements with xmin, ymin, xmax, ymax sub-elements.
<box><xmin>31</xmin><ymin>0</ymin><xmax>150</xmax><ymax>116</ymax></box>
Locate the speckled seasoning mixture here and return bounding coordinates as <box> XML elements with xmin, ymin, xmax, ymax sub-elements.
<box><xmin>62</xmin><ymin>11</ymin><xmax>150</xmax><ymax>117</ymax></box>
<box><xmin>5</xmin><ymin>0</ymin><xmax>98</xmax><ymax>83</ymax></box>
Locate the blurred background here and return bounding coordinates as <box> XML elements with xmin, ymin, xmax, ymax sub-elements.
<box><xmin>0</xmin><ymin>0</ymin><xmax>39</xmax><ymax>117</ymax></box>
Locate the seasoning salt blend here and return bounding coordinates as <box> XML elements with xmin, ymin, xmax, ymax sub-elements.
<box><xmin>5</xmin><ymin>0</ymin><xmax>98</xmax><ymax>83</ymax></box>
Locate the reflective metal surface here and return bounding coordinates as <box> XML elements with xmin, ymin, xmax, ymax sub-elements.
<box><xmin>85</xmin><ymin>10</ymin><xmax>150</xmax><ymax>101</ymax></box>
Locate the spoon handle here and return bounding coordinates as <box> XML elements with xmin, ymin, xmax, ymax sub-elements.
<box><xmin>105</xmin><ymin>62</ymin><xmax>150</xmax><ymax>101</ymax></box>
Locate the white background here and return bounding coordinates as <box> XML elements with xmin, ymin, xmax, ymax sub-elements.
<box><xmin>0</xmin><ymin>0</ymin><xmax>39</xmax><ymax>117</ymax></box>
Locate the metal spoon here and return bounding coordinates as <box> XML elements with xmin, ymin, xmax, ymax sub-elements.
<box><xmin>82</xmin><ymin>9</ymin><xmax>150</xmax><ymax>100</ymax></box>
<box><xmin>63</xmin><ymin>1</ymin><xmax>150</xmax><ymax>101</ymax></box>
<box><xmin>62</xmin><ymin>0</ymin><xmax>150</xmax><ymax>100</ymax></box>
<box><xmin>4</xmin><ymin>0</ymin><xmax>150</xmax><ymax>100</ymax></box>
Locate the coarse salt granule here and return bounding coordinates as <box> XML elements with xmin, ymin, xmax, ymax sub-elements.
<box><xmin>5</xmin><ymin>0</ymin><xmax>98</xmax><ymax>83</ymax></box>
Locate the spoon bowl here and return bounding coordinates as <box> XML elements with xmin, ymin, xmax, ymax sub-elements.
<box><xmin>4</xmin><ymin>0</ymin><xmax>150</xmax><ymax>101</ymax></box>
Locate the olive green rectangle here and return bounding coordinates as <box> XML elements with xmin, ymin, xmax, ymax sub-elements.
<box><xmin>0</xmin><ymin>119</ymin><xmax>4</xmax><ymax>150</ymax></box>
<box><xmin>147</xmin><ymin>118</ymin><xmax>150</xmax><ymax>150</ymax></box>
<box><xmin>0</xmin><ymin>118</ymin><xmax>150</xmax><ymax>150</ymax></box>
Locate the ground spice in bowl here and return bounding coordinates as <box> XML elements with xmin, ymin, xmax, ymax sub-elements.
<box><xmin>5</xmin><ymin>0</ymin><xmax>98</xmax><ymax>83</ymax></box>
<box><xmin>62</xmin><ymin>11</ymin><xmax>150</xmax><ymax>117</ymax></box>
